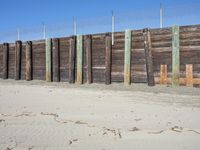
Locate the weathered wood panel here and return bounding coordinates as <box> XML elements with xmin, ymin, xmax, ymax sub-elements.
<box><xmin>52</xmin><ymin>38</ymin><xmax>60</xmax><ymax>82</ymax></box>
<box><xmin>32</xmin><ymin>40</ymin><xmax>45</xmax><ymax>80</ymax></box>
<box><xmin>0</xmin><ymin>24</ymin><xmax>199</xmax><ymax>86</ymax></box>
<box><xmin>45</xmin><ymin>39</ymin><xmax>52</xmax><ymax>82</ymax></box>
<box><xmin>111</xmin><ymin>32</ymin><xmax>124</xmax><ymax>82</ymax></box>
<box><xmin>68</xmin><ymin>36</ymin><xmax>75</xmax><ymax>83</ymax></box>
<box><xmin>59</xmin><ymin>37</ymin><xmax>70</xmax><ymax>82</ymax></box>
<box><xmin>91</xmin><ymin>33</ymin><xmax>106</xmax><ymax>82</ymax></box>
<box><xmin>20</xmin><ymin>43</ymin><xmax>26</xmax><ymax>80</ymax></box>
<box><xmin>2</xmin><ymin>43</ymin><xmax>8</xmax><ymax>79</ymax></box>
<box><xmin>172</xmin><ymin>26</ymin><xmax>180</xmax><ymax>86</ymax></box>
<box><xmin>143</xmin><ymin>28</ymin><xmax>155</xmax><ymax>86</ymax></box>
<box><xmin>0</xmin><ymin>44</ymin><xmax>3</xmax><ymax>78</ymax></box>
<box><xmin>85</xmin><ymin>35</ymin><xmax>92</xmax><ymax>83</ymax></box>
<box><xmin>124</xmin><ymin>30</ymin><xmax>131</xmax><ymax>85</ymax></box>
<box><xmin>160</xmin><ymin>64</ymin><xmax>167</xmax><ymax>84</ymax></box>
<box><xmin>186</xmin><ymin>64</ymin><xmax>193</xmax><ymax>86</ymax></box>
<box><xmin>105</xmin><ymin>33</ymin><xmax>112</xmax><ymax>84</ymax></box>
<box><xmin>76</xmin><ymin>35</ymin><xmax>83</xmax><ymax>84</ymax></box>
<box><xmin>131</xmin><ymin>30</ymin><xmax>147</xmax><ymax>83</ymax></box>
<box><xmin>25</xmin><ymin>41</ymin><xmax>32</xmax><ymax>81</ymax></box>
<box><xmin>15</xmin><ymin>41</ymin><xmax>22</xmax><ymax>80</ymax></box>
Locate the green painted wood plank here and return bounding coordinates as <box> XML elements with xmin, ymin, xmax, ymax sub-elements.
<box><xmin>124</xmin><ymin>29</ymin><xmax>131</xmax><ymax>85</ymax></box>
<box><xmin>45</xmin><ymin>38</ymin><xmax>52</xmax><ymax>82</ymax></box>
<box><xmin>76</xmin><ymin>35</ymin><xmax>83</xmax><ymax>84</ymax></box>
<box><xmin>172</xmin><ymin>25</ymin><xmax>180</xmax><ymax>86</ymax></box>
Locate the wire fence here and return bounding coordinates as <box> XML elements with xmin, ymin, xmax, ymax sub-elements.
<box><xmin>0</xmin><ymin>3</ymin><xmax>200</xmax><ymax>43</ymax></box>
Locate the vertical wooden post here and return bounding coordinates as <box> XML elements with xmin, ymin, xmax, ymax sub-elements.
<box><xmin>143</xmin><ymin>28</ymin><xmax>155</xmax><ymax>86</ymax></box>
<box><xmin>86</xmin><ymin>35</ymin><xmax>92</xmax><ymax>84</ymax></box>
<box><xmin>46</xmin><ymin>38</ymin><xmax>52</xmax><ymax>82</ymax></box>
<box><xmin>172</xmin><ymin>25</ymin><xmax>180</xmax><ymax>86</ymax></box>
<box><xmin>25</xmin><ymin>41</ymin><xmax>32</xmax><ymax>81</ymax></box>
<box><xmin>15</xmin><ymin>40</ymin><xmax>22</xmax><ymax>80</ymax></box>
<box><xmin>105</xmin><ymin>33</ymin><xmax>112</xmax><ymax>85</ymax></box>
<box><xmin>52</xmin><ymin>38</ymin><xmax>60</xmax><ymax>82</ymax></box>
<box><xmin>160</xmin><ymin>64</ymin><xmax>167</xmax><ymax>84</ymax></box>
<box><xmin>186</xmin><ymin>64</ymin><xmax>193</xmax><ymax>87</ymax></box>
<box><xmin>2</xmin><ymin>43</ymin><xmax>9</xmax><ymax>79</ymax></box>
<box><xmin>69</xmin><ymin>36</ymin><xmax>76</xmax><ymax>83</ymax></box>
<box><xmin>76</xmin><ymin>35</ymin><xmax>83</xmax><ymax>84</ymax></box>
<box><xmin>124</xmin><ymin>29</ymin><xmax>131</xmax><ymax>85</ymax></box>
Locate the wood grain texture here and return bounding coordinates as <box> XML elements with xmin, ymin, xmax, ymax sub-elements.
<box><xmin>0</xmin><ymin>24</ymin><xmax>199</xmax><ymax>86</ymax></box>
<box><xmin>172</xmin><ymin>25</ymin><xmax>180</xmax><ymax>86</ymax></box>
<box><xmin>69</xmin><ymin>36</ymin><xmax>75</xmax><ymax>83</ymax></box>
<box><xmin>45</xmin><ymin>38</ymin><xmax>52</xmax><ymax>82</ymax></box>
<box><xmin>124</xmin><ymin>30</ymin><xmax>131</xmax><ymax>85</ymax></box>
<box><xmin>105</xmin><ymin>33</ymin><xmax>112</xmax><ymax>84</ymax></box>
<box><xmin>2</xmin><ymin>43</ymin><xmax>9</xmax><ymax>79</ymax></box>
<box><xmin>25</xmin><ymin>41</ymin><xmax>32</xmax><ymax>81</ymax></box>
<box><xmin>76</xmin><ymin>35</ymin><xmax>83</xmax><ymax>84</ymax></box>
<box><xmin>15</xmin><ymin>41</ymin><xmax>22</xmax><ymax>80</ymax></box>
<box><xmin>143</xmin><ymin>28</ymin><xmax>155</xmax><ymax>86</ymax></box>
<box><xmin>160</xmin><ymin>64</ymin><xmax>167</xmax><ymax>84</ymax></box>
<box><xmin>85</xmin><ymin>35</ymin><xmax>92</xmax><ymax>84</ymax></box>
<box><xmin>186</xmin><ymin>64</ymin><xmax>193</xmax><ymax>87</ymax></box>
<box><xmin>52</xmin><ymin>38</ymin><xmax>60</xmax><ymax>82</ymax></box>
<box><xmin>32</xmin><ymin>40</ymin><xmax>45</xmax><ymax>80</ymax></box>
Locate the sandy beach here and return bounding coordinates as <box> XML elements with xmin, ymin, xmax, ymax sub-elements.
<box><xmin>0</xmin><ymin>79</ymin><xmax>200</xmax><ymax>150</ymax></box>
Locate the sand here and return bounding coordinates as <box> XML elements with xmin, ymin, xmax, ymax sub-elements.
<box><xmin>0</xmin><ymin>79</ymin><xmax>200</xmax><ymax>150</ymax></box>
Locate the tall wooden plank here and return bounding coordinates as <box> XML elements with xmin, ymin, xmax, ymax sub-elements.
<box><xmin>2</xmin><ymin>43</ymin><xmax>9</xmax><ymax>79</ymax></box>
<box><xmin>124</xmin><ymin>30</ymin><xmax>131</xmax><ymax>85</ymax></box>
<box><xmin>15</xmin><ymin>41</ymin><xmax>22</xmax><ymax>80</ymax></box>
<box><xmin>172</xmin><ymin>25</ymin><xmax>180</xmax><ymax>86</ymax></box>
<box><xmin>52</xmin><ymin>38</ymin><xmax>60</xmax><ymax>82</ymax></box>
<box><xmin>85</xmin><ymin>35</ymin><xmax>92</xmax><ymax>84</ymax></box>
<box><xmin>69</xmin><ymin>36</ymin><xmax>76</xmax><ymax>83</ymax></box>
<box><xmin>143</xmin><ymin>28</ymin><xmax>155</xmax><ymax>86</ymax></box>
<box><xmin>25</xmin><ymin>41</ymin><xmax>32</xmax><ymax>81</ymax></box>
<box><xmin>186</xmin><ymin>64</ymin><xmax>193</xmax><ymax>87</ymax></box>
<box><xmin>105</xmin><ymin>33</ymin><xmax>112</xmax><ymax>85</ymax></box>
<box><xmin>160</xmin><ymin>64</ymin><xmax>167</xmax><ymax>84</ymax></box>
<box><xmin>76</xmin><ymin>35</ymin><xmax>83</xmax><ymax>84</ymax></box>
<box><xmin>45</xmin><ymin>38</ymin><xmax>52</xmax><ymax>82</ymax></box>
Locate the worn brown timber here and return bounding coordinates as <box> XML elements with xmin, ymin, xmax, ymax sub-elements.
<box><xmin>85</xmin><ymin>35</ymin><xmax>92</xmax><ymax>83</ymax></box>
<box><xmin>25</xmin><ymin>41</ymin><xmax>32</xmax><ymax>81</ymax></box>
<box><xmin>52</xmin><ymin>38</ymin><xmax>60</xmax><ymax>82</ymax></box>
<box><xmin>69</xmin><ymin>36</ymin><xmax>75</xmax><ymax>83</ymax></box>
<box><xmin>105</xmin><ymin>33</ymin><xmax>112</xmax><ymax>84</ymax></box>
<box><xmin>0</xmin><ymin>24</ymin><xmax>199</xmax><ymax>86</ymax></box>
<box><xmin>143</xmin><ymin>28</ymin><xmax>155</xmax><ymax>86</ymax></box>
<box><xmin>160</xmin><ymin>64</ymin><xmax>167</xmax><ymax>84</ymax></box>
<box><xmin>15</xmin><ymin>41</ymin><xmax>22</xmax><ymax>80</ymax></box>
<box><xmin>2</xmin><ymin>43</ymin><xmax>9</xmax><ymax>79</ymax></box>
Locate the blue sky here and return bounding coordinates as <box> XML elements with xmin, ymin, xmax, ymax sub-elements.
<box><xmin>0</xmin><ymin>0</ymin><xmax>200</xmax><ymax>42</ymax></box>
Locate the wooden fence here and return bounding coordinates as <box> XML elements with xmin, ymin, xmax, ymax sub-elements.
<box><xmin>0</xmin><ymin>24</ymin><xmax>200</xmax><ymax>87</ymax></box>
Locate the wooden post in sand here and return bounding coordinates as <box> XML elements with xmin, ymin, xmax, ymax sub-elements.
<box><xmin>45</xmin><ymin>38</ymin><xmax>52</xmax><ymax>82</ymax></box>
<box><xmin>143</xmin><ymin>28</ymin><xmax>155</xmax><ymax>86</ymax></box>
<box><xmin>186</xmin><ymin>64</ymin><xmax>193</xmax><ymax>87</ymax></box>
<box><xmin>85</xmin><ymin>35</ymin><xmax>92</xmax><ymax>84</ymax></box>
<box><xmin>25</xmin><ymin>41</ymin><xmax>32</xmax><ymax>81</ymax></box>
<box><xmin>76</xmin><ymin>35</ymin><xmax>83</xmax><ymax>84</ymax></box>
<box><xmin>105</xmin><ymin>33</ymin><xmax>112</xmax><ymax>85</ymax></box>
<box><xmin>160</xmin><ymin>64</ymin><xmax>167</xmax><ymax>84</ymax></box>
<box><xmin>2</xmin><ymin>43</ymin><xmax>9</xmax><ymax>79</ymax></box>
<box><xmin>124</xmin><ymin>29</ymin><xmax>131</xmax><ymax>85</ymax></box>
<box><xmin>52</xmin><ymin>38</ymin><xmax>60</xmax><ymax>82</ymax></box>
<box><xmin>172</xmin><ymin>25</ymin><xmax>180</xmax><ymax>86</ymax></box>
<box><xmin>15</xmin><ymin>40</ymin><xmax>22</xmax><ymax>80</ymax></box>
<box><xmin>69</xmin><ymin>36</ymin><xmax>76</xmax><ymax>83</ymax></box>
